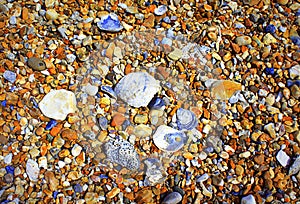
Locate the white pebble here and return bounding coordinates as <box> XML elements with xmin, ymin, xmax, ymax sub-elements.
<box><xmin>71</xmin><ymin>144</ymin><xmax>82</xmax><ymax>157</ymax></box>
<box><xmin>4</xmin><ymin>153</ymin><xmax>12</xmax><ymax>164</ymax></box>
<box><xmin>26</xmin><ymin>159</ymin><xmax>40</xmax><ymax>182</ymax></box>
<box><xmin>276</xmin><ymin>149</ymin><xmax>290</xmax><ymax>167</ymax></box>
<box><xmin>241</xmin><ymin>194</ymin><xmax>256</xmax><ymax>204</ymax></box>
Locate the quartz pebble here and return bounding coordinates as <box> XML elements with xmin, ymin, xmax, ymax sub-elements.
<box><xmin>45</xmin><ymin>9</ymin><xmax>59</xmax><ymax>20</ymax></box>
<box><xmin>289</xmin><ymin>65</ymin><xmax>300</xmax><ymax>79</ymax></box>
<box><xmin>276</xmin><ymin>150</ymin><xmax>290</xmax><ymax>167</ymax></box>
<box><xmin>83</xmin><ymin>83</ymin><xmax>98</xmax><ymax>96</ymax></box>
<box><xmin>39</xmin><ymin>89</ymin><xmax>77</xmax><ymax>120</ymax></box>
<box><xmin>26</xmin><ymin>159</ymin><xmax>40</xmax><ymax>182</ymax></box>
<box><xmin>71</xmin><ymin>144</ymin><xmax>82</xmax><ymax>157</ymax></box>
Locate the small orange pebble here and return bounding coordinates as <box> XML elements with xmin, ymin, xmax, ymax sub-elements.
<box><xmin>241</xmin><ymin>45</ymin><xmax>248</xmax><ymax>53</ymax></box>
<box><xmin>48</xmin><ymin>67</ymin><xmax>57</xmax><ymax>75</ymax></box>
<box><xmin>147</xmin><ymin>4</ymin><xmax>156</xmax><ymax>13</ymax></box>
<box><xmin>111</xmin><ymin>113</ymin><xmax>126</xmax><ymax>127</ymax></box>
<box><xmin>50</xmin><ymin>123</ymin><xmax>62</xmax><ymax>136</ymax></box>
<box><xmin>56</xmin><ymin>47</ymin><xmax>64</xmax><ymax>55</ymax></box>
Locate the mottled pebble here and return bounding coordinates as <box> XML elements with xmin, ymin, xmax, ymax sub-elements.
<box><xmin>28</xmin><ymin>57</ymin><xmax>46</xmax><ymax>71</ymax></box>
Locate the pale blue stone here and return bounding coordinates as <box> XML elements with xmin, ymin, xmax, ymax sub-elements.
<box><xmin>9</xmin><ymin>16</ymin><xmax>17</xmax><ymax>25</ymax></box>
<box><xmin>3</xmin><ymin>70</ymin><xmax>17</xmax><ymax>83</ymax></box>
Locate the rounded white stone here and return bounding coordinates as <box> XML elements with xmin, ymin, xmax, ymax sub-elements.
<box><xmin>39</xmin><ymin>89</ymin><xmax>77</xmax><ymax>120</ymax></box>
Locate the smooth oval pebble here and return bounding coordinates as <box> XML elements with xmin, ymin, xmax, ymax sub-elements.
<box><xmin>97</xmin><ymin>13</ymin><xmax>123</xmax><ymax>32</ymax></box>
<box><xmin>162</xmin><ymin>192</ymin><xmax>182</xmax><ymax>204</ymax></box>
<box><xmin>26</xmin><ymin>159</ymin><xmax>40</xmax><ymax>182</ymax></box>
<box><xmin>28</xmin><ymin>57</ymin><xmax>46</xmax><ymax>71</ymax></box>
<box><xmin>153</xmin><ymin>125</ymin><xmax>187</xmax><ymax>152</ymax></box>
<box><xmin>115</xmin><ymin>72</ymin><xmax>161</xmax><ymax>108</ymax></box>
<box><xmin>176</xmin><ymin>108</ymin><xmax>198</xmax><ymax>130</ymax></box>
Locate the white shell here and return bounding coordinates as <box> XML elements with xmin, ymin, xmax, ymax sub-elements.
<box><xmin>39</xmin><ymin>89</ymin><xmax>77</xmax><ymax>120</ymax></box>
<box><xmin>153</xmin><ymin>125</ymin><xmax>187</xmax><ymax>152</ymax></box>
<box><xmin>115</xmin><ymin>72</ymin><xmax>161</xmax><ymax>108</ymax></box>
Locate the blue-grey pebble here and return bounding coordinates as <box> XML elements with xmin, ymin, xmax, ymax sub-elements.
<box><xmin>3</xmin><ymin>70</ymin><xmax>17</xmax><ymax>83</ymax></box>
<box><xmin>162</xmin><ymin>192</ymin><xmax>182</xmax><ymax>204</ymax></box>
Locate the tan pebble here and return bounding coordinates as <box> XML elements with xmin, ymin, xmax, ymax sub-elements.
<box><xmin>254</xmin><ymin>154</ymin><xmax>265</xmax><ymax>165</ymax></box>
<box><xmin>44</xmin><ymin>171</ymin><xmax>59</xmax><ymax>191</ymax></box>
<box><xmin>46</xmin><ymin>9</ymin><xmax>59</xmax><ymax>20</ymax></box>
<box><xmin>134</xmin><ymin>114</ymin><xmax>148</xmax><ymax>124</ymax></box>
<box><xmin>143</xmin><ymin>14</ymin><xmax>155</xmax><ymax>28</ymax></box>
<box><xmin>135</xmin><ymin>189</ymin><xmax>154</xmax><ymax>203</ymax></box>
<box><xmin>208</xmin><ymin>32</ymin><xmax>217</xmax><ymax>41</ymax></box>
<box><xmin>111</xmin><ymin>113</ymin><xmax>126</xmax><ymax>127</ymax></box>
<box><xmin>107</xmin><ymin>187</ymin><xmax>120</xmax><ymax>199</ymax></box>
<box><xmin>183</xmin><ymin>152</ymin><xmax>194</xmax><ymax>160</ymax></box>
<box><xmin>276</xmin><ymin>0</ymin><xmax>289</xmax><ymax>5</ymax></box>
<box><xmin>68</xmin><ymin>171</ymin><xmax>81</xmax><ymax>180</ymax></box>
<box><xmin>235</xmin><ymin>165</ymin><xmax>244</xmax><ymax>176</ymax></box>
<box><xmin>61</xmin><ymin>129</ymin><xmax>78</xmax><ymax>141</ymax></box>
<box><xmin>20</xmin><ymin>117</ymin><xmax>28</xmax><ymax>126</ymax></box>
<box><xmin>22</xmin><ymin>8</ymin><xmax>29</xmax><ymax>20</ymax></box>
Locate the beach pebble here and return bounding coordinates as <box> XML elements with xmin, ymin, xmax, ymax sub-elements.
<box><xmin>45</xmin><ymin>0</ymin><xmax>56</xmax><ymax>7</ymax></box>
<box><xmin>289</xmin><ymin>155</ymin><xmax>300</xmax><ymax>175</ymax></box>
<box><xmin>289</xmin><ymin>65</ymin><xmax>300</xmax><ymax>79</ymax></box>
<box><xmin>26</xmin><ymin>159</ymin><xmax>40</xmax><ymax>182</ymax></box>
<box><xmin>235</xmin><ymin>36</ymin><xmax>252</xmax><ymax>46</ymax></box>
<box><xmin>28</xmin><ymin>57</ymin><xmax>47</xmax><ymax>71</ymax></box>
<box><xmin>162</xmin><ymin>192</ymin><xmax>182</xmax><ymax>204</ymax></box>
<box><xmin>154</xmin><ymin>5</ymin><xmax>167</xmax><ymax>16</ymax></box>
<box><xmin>3</xmin><ymin>70</ymin><xmax>17</xmax><ymax>83</ymax></box>
<box><xmin>83</xmin><ymin>83</ymin><xmax>98</xmax><ymax>96</ymax></box>
<box><xmin>104</xmin><ymin>137</ymin><xmax>140</xmax><ymax>171</ymax></box>
<box><xmin>71</xmin><ymin>144</ymin><xmax>82</xmax><ymax>157</ymax></box>
<box><xmin>39</xmin><ymin>89</ymin><xmax>77</xmax><ymax>120</ymax></box>
<box><xmin>276</xmin><ymin>150</ymin><xmax>290</xmax><ymax>167</ymax></box>
<box><xmin>46</xmin><ymin>9</ymin><xmax>59</xmax><ymax>20</ymax></box>
<box><xmin>241</xmin><ymin>195</ymin><xmax>256</xmax><ymax>204</ymax></box>
<box><xmin>263</xmin><ymin>33</ymin><xmax>277</xmax><ymax>45</ymax></box>
<box><xmin>168</xmin><ymin>48</ymin><xmax>183</xmax><ymax>61</ymax></box>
